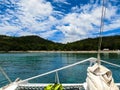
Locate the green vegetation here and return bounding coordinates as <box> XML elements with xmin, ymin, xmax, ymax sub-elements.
<box><xmin>0</xmin><ymin>35</ymin><xmax>120</xmax><ymax>51</ymax></box>
<box><xmin>0</xmin><ymin>35</ymin><xmax>62</xmax><ymax>51</ymax></box>
<box><xmin>65</xmin><ymin>35</ymin><xmax>120</xmax><ymax>51</ymax></box>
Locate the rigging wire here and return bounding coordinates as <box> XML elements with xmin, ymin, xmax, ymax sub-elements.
<box><xmin>18</xmin><ymin>57</ymin><xmax>93</xmax><ymax>83</ymax></box>
<box><xmin>0</xmin><ymin>66</ymin><xmax>12</xmax><ymax>83</ymax></box>
<box><xmin>97</xmin><ymin>0</ymin><xmax>106</xmax><ymax>65</ymax></box>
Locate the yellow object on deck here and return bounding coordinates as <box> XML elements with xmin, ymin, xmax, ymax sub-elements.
<box><xmin>44</xmin><ymin>83</ymin><xmax>63</xmax><ymax>90</ymax></box>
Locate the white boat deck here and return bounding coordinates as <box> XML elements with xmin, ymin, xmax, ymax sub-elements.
<box><xmin>15</xmin><ymin>83</ymin><xmax>120</xmax><ymax>90</ymax></box>
<box><xmin>16</xmin><ymin>83</ymin><xmax>87</xmax><ymax>90</ymax></box>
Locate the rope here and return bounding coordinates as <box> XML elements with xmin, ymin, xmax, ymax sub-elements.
<box><xmin>101</xmin><ymin>60</ymin><xmax>120</xmax><ymax>68</ymax></box>
<box><xmin>55</xmin><ymin>71</ymin><xmax>60</xmax><ymax>84</ymax></box>
<box><xmin>0</xmin><ymin>66</ymin><xmax>12</xmax><ymax>83</ymax></box>
<box><xmin>97</xmin><ymin>0</ymin><xmax>106</xmax><ymax>65</ymax></box>
<box><xmin>18</xmin><ymin>57</ymin><xmax>94</xmax><ymax>84</ymax></box>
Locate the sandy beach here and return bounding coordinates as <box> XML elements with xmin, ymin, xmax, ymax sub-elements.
<box><xmin>1</xmin><ymin>50</ymin><xmax>119</xmax><ymax>53</ymax></box>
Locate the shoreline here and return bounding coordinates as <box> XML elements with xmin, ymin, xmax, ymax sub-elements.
<box><xmin>0</xmin><ymin>50</ymin><xmax>120</xmax><ymax>53</ymax></box>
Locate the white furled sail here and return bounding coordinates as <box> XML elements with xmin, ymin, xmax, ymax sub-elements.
<box><xmin>86</xmin><ymin>63</ymin><xmax>119</xmax><ymax>90</ymax></box>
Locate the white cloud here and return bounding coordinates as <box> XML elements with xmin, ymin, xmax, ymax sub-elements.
<box><xmin>53</xmin><ymin>0</ymin><xmax>66</xmax><ymax>3</ymax></box>
<box><xmin>39</xmin><ymin>30</ymin><xmax>58</xmax><ymax>39</ymax></box>
<box><xmin>56</xmin><ymin>6</ymin><xmax>100</xmax><ymax>43</ymax></box>
<box><xmin>104</xmin><ymin>19</ymin><xmax>120</xmax><ymax>31</ymax></box>
<box><xmin>0</xmin><ymin>0</ymin><xmax>119</xmax><ymax>43</ymax></box>
<box><xmin>20</xmin><ymin>0</ymin><xmax>52</xmax><ymax>16</ymax></box>
<box><xmin>18</xmin><ymin>0</ymin><xmax>53</xmax><ymax>27</ymax></box>
<box><xmin>0</xmin><ymin>25</ymin><xmax>20</xmax><ymax>35</ymax></box>
<box><xmin>53</xmin><ymin>0</ymin><xmax>70</xmax><ymax>5</ymax></box>
<box><xmin>56</xmin><ymin>3</ymin><xmax>120</xmax><ymax>43</ymax></box>
<box><xmin>0</xmin><ymin>0</ymin><xmax>56</xmax><ymax>39</ymax></box>
<box><xmin>105</xmin><ymin>6</ymin><xmax>117</xmax><ymax>19</ymax></box>
<box><xmin>102</xmin><ymin>5</ymin><xmax>120</xmax><ymax>31</ymax></box>
<box><xmin>61</xmin><ymin>35</ymin><xmax>82</xmax><ymax>43</ymax></box>
<box><xmin>17</xmin><ymin>31</ymin><xmax>36</xmax><ymax>36</ymax></box>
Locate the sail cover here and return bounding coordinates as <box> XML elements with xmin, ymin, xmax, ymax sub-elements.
<box><xmin>86</xmin><ymin>63</ymin><xmax>119</xmax><ymax>90</ymax></box>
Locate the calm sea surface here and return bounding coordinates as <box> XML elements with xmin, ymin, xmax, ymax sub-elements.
<box><xmin>0</xmin><ymin>52</ymin><xmax>120</xmax><ymax>87</ymax></box>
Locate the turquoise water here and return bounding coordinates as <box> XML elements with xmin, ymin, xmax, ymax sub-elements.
<box><xmin>0</xmin><ymin>52</ymin><xmax>120</xmax><ymax>87</ymax></box>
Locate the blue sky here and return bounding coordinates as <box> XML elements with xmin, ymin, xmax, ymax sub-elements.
<box><xmin>0</xmin><ymin>0</ymin><xmax>120</xmax><ymax>43</ymax></box>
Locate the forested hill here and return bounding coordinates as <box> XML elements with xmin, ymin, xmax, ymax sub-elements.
<box><xmin>0</xmin><ymin>35</ymin><xmax>62</xmax><ymax>51</ymax></box>
<box><xmin>0</xmin><ymin>35</ymin><xmax>120</xmax><ymax>51</ymax></box>
<box><xmin>65</xmin><ymin>35</ymin><xmax>120</xmax><ymax>51</ymax></box>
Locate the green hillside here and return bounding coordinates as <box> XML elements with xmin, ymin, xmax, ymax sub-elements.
<box><xmin>65</xmin><ymin>35</ymin><xmax>120</xmax><ymax>51</ymax></box>
<box><xmin>0</xmin><ymin>35</ymin><xmax>120</xmax><ymax>51</ymax></box>
<box><xmin>0</xmin><ymin>35</ymin><xmax>62</xmax><ymax>51</ymax></box>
